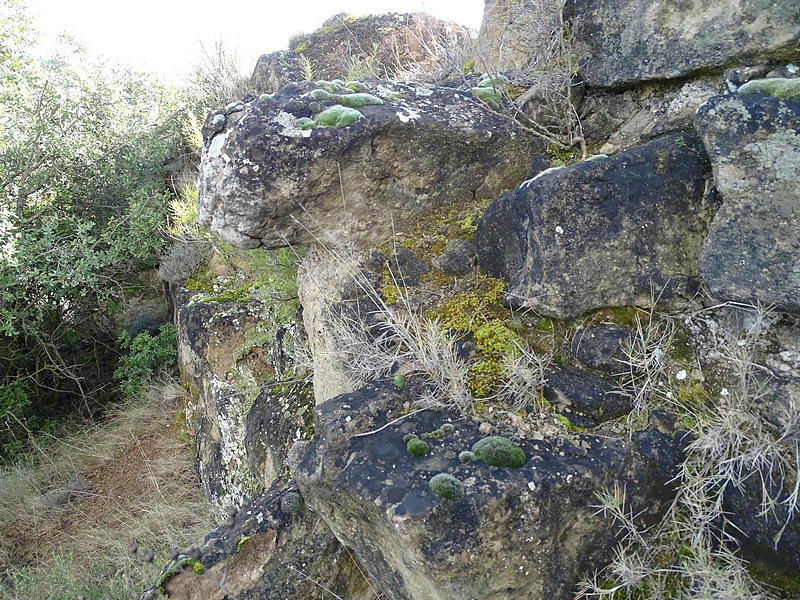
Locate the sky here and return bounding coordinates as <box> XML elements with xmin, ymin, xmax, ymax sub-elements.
<box><xmin>26</xmin><ymin>0</ymin><xmax>485</xmax><ymax>82</ymax></box>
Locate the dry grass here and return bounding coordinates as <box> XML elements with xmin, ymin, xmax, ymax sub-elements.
<box><xmin>0</xmin><ymin>380</ymin><xmax>216</xmax><ymax>599</ymax></box>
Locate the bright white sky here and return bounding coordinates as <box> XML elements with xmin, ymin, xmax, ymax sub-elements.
<box><xmin>27</xmin><ymin>0</ymin><xmax>484</xmax><ymax>82</ymax></box>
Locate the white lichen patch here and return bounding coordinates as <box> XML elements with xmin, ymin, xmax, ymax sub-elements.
<box><xmin>272</xmin><ymin>111</ymin><xmax>312</xmax><ymax>138</ymax></box>
<box><xmin>415</xmin><ymin>85</ymin><xmax>434</xmax><ymax>97</ymax></box>
<box><xmin>396</xmin><ymin>105</ymin><xmax>421</xmax><ymax>123</ymax></box>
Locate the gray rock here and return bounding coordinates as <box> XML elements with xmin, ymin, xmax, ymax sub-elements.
<box><xmin>476</xmin><ymin>134</ymin><xmax>713</xmax><ymax>319</ymax></box>
<box><xmin>432</xmin><ymin>238</ymin><xmax>476</xmax><ymax>275</ymax></box>
<box><xmin>199</xmin><ymin>80</ymin><xmax>539</xmax><ymax>250</ymax></box>
<box><xmin>251</xmin><ymin>51</ymin><xmax>306</xmax><ymax>94</ymax></box>
<box><xmin>570</xmin><ymin>0</ymin><xmax>800</xmax><ymax>88</ymax></box>
<box><xmin>543</xmin><ymin>366</ymin><xmax>631</xmax><ymax>422</ymax></box>
<box><xmin>695</xmin><ymin>94</ymin><xmax>800</xmax><ymax>311</ymax></box>
<box><xmin>725</xmin><ymin>64</ymin><xmax>772</xmax><ymax>87</ymax></box>
<box><xmin>294</xmin><ymin>379</ymin><xmax>684</xmax><ymax>600</ymax></box>
<box><xmin>570</xmin><ymin>324</ymin><xmax>632</xmax><ymax>373</ymax></box>
<box><xmin>389</xmin><ymin>245</ymin><xmax>430</xmax><ymax>278</ymax></box>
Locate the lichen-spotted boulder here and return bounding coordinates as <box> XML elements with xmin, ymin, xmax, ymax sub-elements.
<box><xmin>476</xmin><ymin>133</ymin><xmax>713</xmax><ymax>319</ymax></box>
<box><xmin>293</xmin><ymin>379</ymin><xmax>684</xmax><ymax>600</ymax></box>
<box><xmin>254</xmin><ymin>12</ymin><xmax>474</xmax><ymax>88</ymax></box>
<box><xmin>695</xmin><ymin>93</ymin><xmax>800</xmax><ymax>311</ymax></box>
<box><xmin>198</xmin><ymin>80</ymin><xmax>538</xmax><ymax>250</ymax></box>
<box><xmin>570</xmin><ymin>0</ymin><xmax>800</xmax><ymax>88</ymax></box>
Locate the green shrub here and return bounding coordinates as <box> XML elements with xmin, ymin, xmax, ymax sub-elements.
<box><xmin>114</xmin><ymin>324</ymin><xmax>178</xmax><ymax>398</ymax></box>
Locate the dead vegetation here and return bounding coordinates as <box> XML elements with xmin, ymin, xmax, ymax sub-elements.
<box><xmin>0</xmin><ymin>380</ymin><xmax>215</xmax><ymax>599</ymax></box>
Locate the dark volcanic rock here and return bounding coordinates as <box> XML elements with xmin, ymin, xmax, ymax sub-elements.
<box><xmin>432</xmin><ymin>238</ymin><xmax>476</xmax><ymax>275</ymax></box>
<box><xmin>696</xmin><ymin>93</ymin><xmax>800</xmax><ymax>311</ymax></box>
<box><xmin>570</xmin><ymin>324</ymin><xmax>632</xmax><ymax>374</ymax></box>
<box><xmin>543</xmin><ymin>366</ymin><xmax>631</xmax><ymax>422</ymax></box>
<box><xmin>199</xmin><ymin>80</ymin><xmax>538</xmax><ymax>249</ymax></box>
<box><xmin>476</xmin><ymin>134</ymin><xmax>713</xmax><ymax>319</ymax></box>
<box><xmin>251</xmin><ymin>51</ymin><xmax>305</xmax><ymax>94</ymax></box>
<box><xmin>294</xmin><ymin>379</ymin><xmax>683</xmax><ymax>600</ymax></box>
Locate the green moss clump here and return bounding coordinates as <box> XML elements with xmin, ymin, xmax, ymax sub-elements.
<box><xmin>470</xmin><ymin>86</ymin><xmax>502</xmax><ymax>110</ymax></box>
<box><xmin>407</xmin><ymin>437</ymin><xmax>429</xmax><ymax>457</ymax></box>
<box><xmin>308</xmin><ymin>87</ymin><xmax>383</xmax><ymax>108</ymax></box>
<box><xmin>468</xmin><ymin>357</ymin><xmax>505</xmax><ymax>398</ymax></box>
<box><xmin>421</xmin><ymin>422</ymin><xmax>456</xmax><ymax>439</ymax></box>
<box><xmin>236</xmin><ymin>535</ymin><xmax>252</xmax><ymax>553</ymax></box>
<box><xmin>462</xmin><ymin>58</ymin><xmax>476</xmax><ymax>75</ymax></box>
<box><xmin>202</xmin><ymin>282</ymin><xmax>252</xmax><ymax>303</ymax></box>
<box><xmin>548</xmin><ymin>144</ymin><xmax>581</xmax><ymax>167</ymax></box>
<box><xmin>429</xmin><ymin>473</ymin><xmax>465</xmax><ymax>501</ymax></box>
<box><xmin>459</xmin><ymin>450</ymin><xmax>475</xmax><ymax>463</ymax></box>
<box><xmin>259</xmin><ymin>93</ymin><xmax>273</xmax><ymax>103</ymax></box>
<box><xmin>346</xmin><ymin>80</ymin><xmax>368</xmax><ymax>92</ymax></box>
<box><xmin>431</xmin><ymin>277</ymin><xmax>507</xmax><ymax>332</ymax></box>
<box><xmin>295</xmin><ymin>104</ymin><xmax>364</xmax><ymax>130</ymax></box>
<box><xmin>555</xmin><ymin>413</ymin><xmax>588</xmax><ymax>433</ymax></box>
<box><xmin>479</xmin><ymin>73</ymin><xmax>510</xmax><ymax>87</ymax></box>
<box><xmin>472</xmin><ymin>435</ymin><xmax>525</xmax><ymax>467</ymax></box>
<box><xmin>294</xmin><ymin>40</ymin><xmax>310</xmax><ymax>53</ymax></box>
<box><xmin>737</xmin><ymin>77</ymin><xmax>800</xmax><ymax>99</ymax></box>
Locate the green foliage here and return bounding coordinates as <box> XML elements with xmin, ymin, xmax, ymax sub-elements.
<box><xmin>0</xmin><ymin>1</ymin><xmax>187</xmax><ymax>455</ymax></box>
<box><xmin>406</xmin><ymin>436</ymin><xmax>429</xmax><ymax>457</ymax></box>
<box><xmin>295</xmin><ymin>104</ymin><xmax>364</xmax><ymax>129</ymax></box>
<box><xmin>308</xmin><ymin>87</ymin><xmax>384</xmax><ymax>108</ymax></box>
<box><xmin>114</xmin><ymin>324</ymin><xmax>177</xmax><ymax>398</ymax></box>
<box><xmin>429</xmin><ymin>472</ymin><xmax>465</xmax><ymax>501</ymax></box>
<box><xmin>471</xmin><ymin>436</ymin><xmax>525</xmax><ymax>467</ymax></box>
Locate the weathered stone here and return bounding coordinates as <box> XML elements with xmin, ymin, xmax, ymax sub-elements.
<box><xmin>199</xmin><ymin>80</ymin><xmax>538</xmax><ymax>250</ymax></box>
<box><xmin>580</xmin><ymin>77</ymin><xmax>722</xmax><ymax>153</ymax></box>
<box><xmin>570</xmin><ymin>323</ymin><xmax>631</xmax><ymax>374</ymax></box>
<box><xmin>141</xmin><ymin>483</ymin><xmax>375</xmax><ymax>600</ymax></box>
<box><xmin>432</xmin><ymin>238</ymin><xmax>476</xmax><ymax>275</ymax></box>
<box><xmin>264</xmin><ymin>13</ymin><xmax>473</xmax><ymax>87</ymax></box>
<box><xmin>251</xmin><ymin>51</ymin><xmax>307</xmax><ymax>95</ymax></box>
<box><xmin>476</xmin><ymin>0</ymin><xmax>550</xmax><ymax>72</ymax></box>
<box><xmin>695</xmin><ymin>94</ymin><xmax>800</xmax><ymax>311</ymax></box>
<box><xmin>245</xmin><ymin>380</ymin><xmax>314</xmax><ymax>490</ymax></box>
<box><xmin>725</xmin><ymin>64</ymin><xmax>772</xmax><ymax>87</ymax></box>
<box><xmin>544</xmin><ymin>366</ymin><xmax>631</xmax><ymax>423</ymax></box>
<box><xmin>294</xmin><ymin>378</ymin><xmax>684</xmax><ymax>600</ymax></box>
<box><xmin>476</xmin><ymin>133</ymin><xmax>713</xmax><ymax>319</ymax></box>
<box><xmin>570</xmin><ymin>0</ymin><xmax>800</xmax><ymax>88</ymax></box>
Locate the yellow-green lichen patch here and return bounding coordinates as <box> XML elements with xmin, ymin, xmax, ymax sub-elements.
<box><xmin>737</xmin><ymin>77</ymin><xmax>800</xmax><ymax>99</ymax></box>
<box><xmin>429</xmin><ymin>276</ymin><xmax>508</xmax><ymax>332</ymax></box>
<box><xmin>156</xmin><ymin>557</ymin><xmax>205</xmax><ymax>597</ymax></box>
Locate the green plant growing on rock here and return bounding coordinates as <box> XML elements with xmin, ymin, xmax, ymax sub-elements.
<box><xmin>471</xmin><ymin>435</ymin><xmax>525</xmax><ymax>467</ymax></box>
<box><xmin>295</xmin><ymin>104</ymin><xmax>364</xmax><ymax>130</ymax></box>
<box><xmin>406</xmin><ymin>436</ymin><xmax>429</xmax><ymax>457</ymax></box>
<box><xmin>429</xmin><ymin>473</ymin><xmax>465</xmax><ymax>501</ymax></box>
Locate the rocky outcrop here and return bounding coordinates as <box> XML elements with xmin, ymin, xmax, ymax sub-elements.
<box><xmin>261</xmin><ymin>13</ymin><xmax>473</xmax><ymax>87</ymax></box>
<box><xmin>293</xmin><ymin>379</ymin><xmax>684</xmax><ymax>600</ymax></box>
<box><xmin>570</xmin><ymin>0</ymin><xmax>800</xmax><ymax>88</ymax></box>
<box><xmin>695</xmin><ymin>93</ymin><xmax>800</xmax><ymax>311</ymax></box>
<box><xmin>175</xmin><ymin>286</ymin><xmax>312</xmax><ymax>509</ymax></box>
<box><xmin>199</xmin><ymin>80</ymin><xmax>538</xmax><ymax>250</ymax></box>
<box><xmin>141</xmin><ymin>482</ymin><xmax>376</xmax><ymax>600</ymax></box>
<box><xmin>476</xmin><ymin>133</ymin><xmax>713</xmax><ymax>319</ymax></box>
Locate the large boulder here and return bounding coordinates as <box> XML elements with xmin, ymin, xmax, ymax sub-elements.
<box><xmin>695</xmin><ymin>93</ymin><xmax>800</xmax><ymax>311</ymax></box>
<box><xmin>570</xmin><ymin>0</ymin><xmax>800</xmax><ymax>88</ymax></box>
<box><xmin>476</xmin><ymin>133</ymin><xmax>713</xmax><ymax>319</ymax></box>
<box><xmin>256</xmin><ymin>13</ymin><xmax>474</xmax><ymax>88</ymax></box>
<box><xmin>294</xmin><ymin>379</ymin><xmax>684</xmax><ymax>600</ymax></box>
<box><xmin>199</xmin><ymin>80</ymin><xmax>538</xmax><ymax>250</ymax></box>
<box><xmin>476</xmin><ymin>0</ymin><xmax>799</xmax><ymax>88</ymax></box>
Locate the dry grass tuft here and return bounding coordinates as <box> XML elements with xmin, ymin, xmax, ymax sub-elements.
<box><xmin>0</xmin><ymin>380</ymin><xmax>216</xmax><ymax>599</ymax></box>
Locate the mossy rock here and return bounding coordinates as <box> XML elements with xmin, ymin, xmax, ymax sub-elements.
<box><xmin>471</xmin><ymin>436</ymin><xmax>525</xmax><ymax>467</ymax></box>
<box><xmin>470</xmin><ymin>86</ymin><xmax>502</xmax><ymax>110</ymax></box>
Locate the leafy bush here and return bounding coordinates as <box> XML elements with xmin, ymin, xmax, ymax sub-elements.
<box><xmin>114</xmin><ymin>324</ymin><xmax>178</xmax><ymax>398</ymax></box>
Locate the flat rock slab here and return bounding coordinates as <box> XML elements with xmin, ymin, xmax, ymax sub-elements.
<box><xmin>572</xmin><ymin>0</ymin><xmax>800</xmax><ymax>88</ymax></box>
<box><xmin>294</xmin><ymin>379</ymin><xmax>684</xmax><ymax>600</ymax></box>
<box><xmin>199</xmin><ymin>80</ymin><xmax>537</xmax><ymax>249</ymax></box>
<box><xmin>476</xmin><ymin>134</ymin><xmax>712</xmax><ymax>319</ymax></box>
<box><xmin>696</xmin><ymin>93</ymin><xmax>800</xmax><ymax>311</ymax></box>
